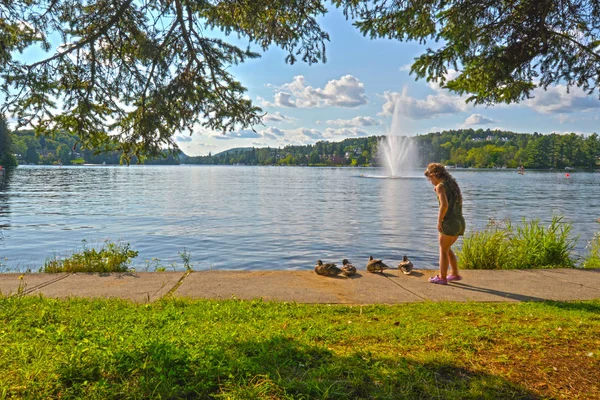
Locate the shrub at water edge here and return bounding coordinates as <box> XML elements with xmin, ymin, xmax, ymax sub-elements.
<box><xmin>458</xmin><ymin>216</ymin><xmax>577</xmax><ymax>269</ymax></box>
<box><xmin>42</xmin><ymin>241</ymin><xmax>139</xmax><ymax>273</ymax></box>
<box><xmin>457</xmin><ymin>224</ymin><xmax>510</xmax><ymax>270</ymax></box>
<box><xmin>506</xmin><ymin>215</ymin><xmax>577</xmax><ymax>269</ymax></box>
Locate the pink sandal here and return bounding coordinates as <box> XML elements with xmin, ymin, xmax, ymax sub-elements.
<box><xmin>447</xmin><ymin>274</ymin><xmax>462</xmax><ymax>282</ymax></box>
<box><xmin>428</xmin><ymin>275</ymin><xmax>448</xmax><ymax>285</ymax></box>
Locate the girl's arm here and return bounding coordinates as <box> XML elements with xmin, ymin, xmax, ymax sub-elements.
<box><xmin>435</xmin><ymin>183</ymin><xmax>448</xmax><ymax>233</ymax></box>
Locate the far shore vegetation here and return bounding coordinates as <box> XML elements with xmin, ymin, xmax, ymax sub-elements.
<box><xmin>3</xmin><ymin>125</ymin><xmax>600</xmax><ymax>170</ymax></box>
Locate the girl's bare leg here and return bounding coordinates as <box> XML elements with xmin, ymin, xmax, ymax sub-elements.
<box><xmin>438</xmin><ymin>234</ymin><xmax>459</xmax><ymax>279</ymax></box>
<box><xmin>448</xmin><ymin>248</ymin><xmax>459</xmax><ymax>276</ymax></box>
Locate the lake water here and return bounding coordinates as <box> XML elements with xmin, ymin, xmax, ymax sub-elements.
<box><xmin>1</xmin><ymin>166</ymin><xmax>598</xmax><ymax>272</ymax></box>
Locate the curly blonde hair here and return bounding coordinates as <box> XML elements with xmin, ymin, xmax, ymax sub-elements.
<box><xmin>424</xmin><ymin>163</ymin><xmax>462</xmax><ymax>203</ymax></box>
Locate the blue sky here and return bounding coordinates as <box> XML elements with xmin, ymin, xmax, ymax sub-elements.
<box><xmin>173</xmin><ymin>7</ymin><xmax>600</xmax><ymax>156</ymax></box>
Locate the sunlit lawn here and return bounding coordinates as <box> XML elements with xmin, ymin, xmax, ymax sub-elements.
<box><xmin>1</xmin><ymin>296</ymin><xmax>599</xmax><ymax>399</ymax></box>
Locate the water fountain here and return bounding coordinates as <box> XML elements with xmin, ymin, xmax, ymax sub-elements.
<box><xmin>377</xmin><ymin>135</ymin><xmax>417</xmax><ymax>178</ymax></box>
<box><xmin>376</xmin><ymin>97</ymin><xmax>418</xmax><ymax>178</ymax></box>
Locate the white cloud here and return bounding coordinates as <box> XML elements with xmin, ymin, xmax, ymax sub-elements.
<box><xmin>324</xmin><ymin>116</ymin><xmax>379</xmax><ymax>127</ymax></box>
<box><xmin>277</xmin><ymin>127</ymin><xmax>325</xmax><ymax>142</ymax></box>
<box><xmin>263</xmin><ymin>111</ymin><xmax>296</xmax><ymax>123</ymax></box>
<box><xmin>463</xmin><ymin>114</ymin><xmax>496</xmax><ymax>126</ymax></box>
<box><xmin>262</xmin><ymin>75</ymin><xmax>368</xmax><ymax>109</ymax></box>
<box><xmin>399</xmin><ymin>64</ymin><xmax>412</xmax><ymax>72</ymax></box>
<box><xmin>295</xmin><ymin>128</ymin><xmax>324</xmax><ymax>139</ymax></box>
<box><xmin>273</xmin><ymin>92</ymin><xmax>297</xmax><ymax>108</ymax></box>
<box><xmin>174</xmin><ymin>135</ymin><xmax>193</xmax><ymax>142</ymax></box>
<box><xmin>250</xmin><ymin>127</ymin><xmax>327</xmax><ymax>143</ymax></box>
<box><xmin>525</xmin><ymin>85</ymin><xmax>600</xmax><ymax>114</ymax></box>
<box><xmin>379</xmin><ymin>72</ymin><xmax>471</xmax><ymax>120</ymax></box>
<box><xmin>323</xmin><ymin>127</ymin><xmax>370</xmax><ymax>138</ymax></box>
<box><xmin>260</xmin><ymin>127</ymin><xmax>286</xmax><ymax>140</ymax></box>
<box><xmin>257</xmin><ymin>93</ymin><xmax>297</xmax><ymax>108</ymax></box>
<box><xmin>193</xmin><ymin>127</ymin><xmax>219</xmax><ymax>136</ymax></box>
<box><xmin>379</xmin><ymin>86</ymin><xmax>471</xmax><ymax>119</ymax></box>
<box><xmin>212</xmin><ymin>129</ymin><xmax>261</xmax><ymax>140</ymax></box>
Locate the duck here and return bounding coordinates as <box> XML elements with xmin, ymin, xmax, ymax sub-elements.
<box><xmin>366</xmin><ymin>256</ymin><xmax>390</xmax><ymax>274</ymax></box>
<box><xmin>397</xmin><ymin>255</ymin><xmax>413</xmax><ymax>275</ymax></box>
<box><xmin>314</xmin><ymin>260</ymin><xmax>342</xmax><ymax>276</ymax></box>
<box><xmin>341</xmin><ymin>259</ymin><xmax>357</xmax><ymax>277</ymax></box>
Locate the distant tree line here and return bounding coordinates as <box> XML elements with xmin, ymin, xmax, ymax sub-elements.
<box><xmin>5</xmin><ymin>130</ymin><xmax>179</xmax><ymax>166</ymax></box>
<box><xmin>416</xmin><ymin>129</ymin><xmax>599</xmax><ymax>169</ymax></box>
<box><xmin>185</xmin><ymin>129</ymin><xmax>600</xmax><ymax>169</ymax></box>
<box><xmin>184</xmin><ymin>136</ymin><xmax>380</xmax><ymax>166</ymax></box>
<box><xmin>2</xmin><ymin>125</ymin><xmax>599</xmax><ymax>170</ymax></box>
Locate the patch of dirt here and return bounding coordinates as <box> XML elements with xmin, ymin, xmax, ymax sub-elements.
<box><xmin>476</xmin><ymin>342</ymin><xmax>599</xmax><ymax>399</ymax></box>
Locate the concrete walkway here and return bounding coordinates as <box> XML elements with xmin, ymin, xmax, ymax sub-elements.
<box><xmin>1</xmin><ymin>268</ymin><xmax>599</xmax><ymax>304</ymax></box>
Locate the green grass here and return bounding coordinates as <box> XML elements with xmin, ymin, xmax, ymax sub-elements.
<box><xmin>41</xmin><ymin>241</ymin><xmax>138</xmax><ymax>273</ymax></box>
<box><xmin>1</xmin><ymin>296</ymin><xmax>598</xmax><ymax>399</ymax></box>
<box><xmin>459</xmin><ymin>216</ymin><xmax>578</xmax><ymax>269</ymax></box>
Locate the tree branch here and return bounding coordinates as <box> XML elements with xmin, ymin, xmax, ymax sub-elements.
<box><xmin>27</xmin><ymin>0</ymin><xmax>136</xmax><ymax>70</ymax></box>
<box><xmin>550</xmin><ymin>29</ymin><xmax>600</xmax><ymax>61</ymax></box>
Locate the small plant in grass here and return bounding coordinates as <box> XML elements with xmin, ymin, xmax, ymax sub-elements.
<box><xmin>14</xmin><ymin>274</ymin><xmax>27</xmax><ymax>296</ymax></box>
<box><xmin>41</xmin><ymin>241</ymin><xmax>138</xmax><ymax>273</ymax></box>
<box><xmin>458</xmin><ymin>215</ymin><xmax>577</xmax><ymax>269</ymax></box>
<box><xmin>144</xmin><ymin>257</ymin><xmax>166</xmax><ymax>272</ymax></box>
<box><xmin>582</xmin><ymin>232</ymin><xmax>600</xmax><ymax>269</ymax></box>
<box><xmin>179</xmin><ymin>248</ymin><xmax>192</xmax><ymax>271</ymax></box>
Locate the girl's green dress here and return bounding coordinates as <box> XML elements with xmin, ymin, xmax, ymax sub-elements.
<box><xmin>439</xmin><ymin>180</ymin><xmax>466</xmax><ymax>236</ymax></box>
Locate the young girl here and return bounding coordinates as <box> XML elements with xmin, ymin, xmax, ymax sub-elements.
<box><xmin>424</xmin><ymin>163</ymin><xmax>466</xmax><ymax>285</ymax></box>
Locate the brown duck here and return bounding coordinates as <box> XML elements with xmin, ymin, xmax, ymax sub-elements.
<box><xmin>366</xmin><ymin>256</ymin><xmax>390</xmax><ymax>274</ymax></box>
<box><xmin>397</xmin><ymin>255</ymin><xmax>413</xmax><ymax>275</ymax></box>
<box><xmin>341</xmin><ymin>259</ymin><xmax>357</xmax><ymax>277</ymax></box>
<box><xmin>314</xmin><ymin>260</ymin><xmax>342</xmax><ymax>276</ymax></box>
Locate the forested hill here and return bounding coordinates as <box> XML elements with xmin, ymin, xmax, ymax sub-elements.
<box><xmin>9</xmin><ymin>130</ymin><xmax>181</xmax><ymax>165</ymax></box>
<box><xmin>185</xmin><ymin>129</ymin><xmax>600</xmax><ymax>169</ymax></box>
<box><xmin>5</xmin><ymin>128</ymin><xmax>600</xmax><ymax>169</ymax></box>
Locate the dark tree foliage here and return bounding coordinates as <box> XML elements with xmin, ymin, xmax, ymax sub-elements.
<box><xmin>0</xmin><ymin>113</ymin><xmax>18</xmax><ymax>167</ymax></box>
<box><xmin>336</xmin><ymin>0</ymin><xmax>600</xmax><ymax>104</ymax></box>
<box><xmin>0</xmin><ymin>0</ymin><xmax>329</xmax><ymax>162</ymax></box>
<box><xmin>11</xmin><ymin>129</ymin><xmax>180</xmax><ymax>165</ymax></box>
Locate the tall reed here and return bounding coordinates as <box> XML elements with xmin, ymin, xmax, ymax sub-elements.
<box><xmin>506</xmin><ymin>215</ymin><xmax>577</xmax><ymax>269</ymax></box>
<box><xmin>457</xmin><ymin>224</ymin><xmax>510</xmax><ymax>270</ymax></box>
<box><xmin>458</xmin><ymin>216</ymin><xmax>577</xmax><ymax>269</ymax></box>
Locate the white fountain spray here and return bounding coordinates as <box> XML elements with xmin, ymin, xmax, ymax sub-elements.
<box><xmin>377</xmin><ymin>92</ymin><xmax>418</xmax><ymax>177</ymax></box>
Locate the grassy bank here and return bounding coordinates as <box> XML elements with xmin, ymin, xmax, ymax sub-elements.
<box><xmin>1</xmin><ymin>296</ymin><xmax>598</xmax><ymax>399</ymax></box>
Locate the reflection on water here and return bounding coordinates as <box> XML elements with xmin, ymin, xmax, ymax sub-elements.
<box><xmin>0</xmin><ymin>166</ymin><xmax>599</xmax><ymax>272</ymax></box>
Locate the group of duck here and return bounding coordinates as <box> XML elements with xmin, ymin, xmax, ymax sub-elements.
<box><xmin>314</xmin><ymin>255</ymin><xmax>413</xmax><ymax>277</ymax></box>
